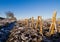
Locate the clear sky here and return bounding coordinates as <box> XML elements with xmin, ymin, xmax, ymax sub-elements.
<box><xmin>0</xmin><ymin>0</ymin><xmax>60</xmax><ymax>20</ymax></box>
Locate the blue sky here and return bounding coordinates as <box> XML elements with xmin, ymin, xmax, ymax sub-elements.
<box><xmin>0</xmin><ymin>0</ymin><xmax>60</xmax><ymax>19</ymax></box>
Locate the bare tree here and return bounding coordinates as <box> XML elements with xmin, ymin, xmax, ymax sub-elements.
<box><xmin>6</xmin><ymin>11</ymin><xmax>17</xmax><ymax>21</ymax></box>
<box><xmin>6</xmin><ymin>11</ymin><xmax>14</xmax><ymax>18</ymax></box>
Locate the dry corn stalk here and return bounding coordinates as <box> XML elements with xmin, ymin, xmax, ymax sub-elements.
<box><xmin>31</xmin><ymin>17</ymin><xmax>34</xmax><ymax>28</ymax></box>
<box><xmin>50</xmin><ymin>11</ymin><xmax>57</xmax><ymax>35</ymax></box>
<box><xmin>24</xmin><ymin>19</ymin><xmax>28</xmax><ymax>27</ymax></box>
<box><xmin>36</xmin><ymin>16</ymin><xmax>43</xmax><ymax>36</ymax></box>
